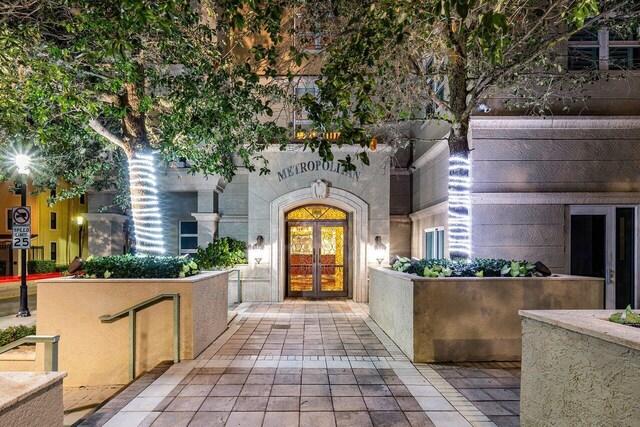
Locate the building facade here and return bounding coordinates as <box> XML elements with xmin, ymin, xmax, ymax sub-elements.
<box><xmin>84</xmin><ymin>27</ymin><xmax>640</xmax><ymax>308</ymax></box>
<box><xmin>0</xmin><ymin>182</ymin><xmax>88</xmax><ymax>276</ymax></box>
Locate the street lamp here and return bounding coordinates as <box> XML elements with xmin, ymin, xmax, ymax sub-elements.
<box><xmin>15</xmin><ymin>154</ymin><xmax>31</xmax><ymax>317</ymax></box>
<box><xmin>15</xmin><ymin>154</ymin><xmax>31</xmax><ymax>175</ymax></box>
<box><xmin>76</xmin><ymin>216</ymin><xmax>84</xmax><ymax>259</ymax></box>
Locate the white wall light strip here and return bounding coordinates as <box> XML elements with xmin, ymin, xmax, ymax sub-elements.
<box><xmin>128</xmin><ymin>152</ymin><xmax>165</xmax><ymax>256</ymax></box>
<box><xmin>448</xmin><ymin>154</ymin><xmax>472</xmax><ymax>259</ymax></box>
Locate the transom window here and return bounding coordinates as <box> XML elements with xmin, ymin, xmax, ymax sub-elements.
<box><xmin>287</xmin><ymin>205</ymin><xmax>347</xmax><ymax>221</ymax></box>
<box><xmin>568</xmin><ymin>28</ymin><xmax>640</xmax><ymax>71</ymax></box>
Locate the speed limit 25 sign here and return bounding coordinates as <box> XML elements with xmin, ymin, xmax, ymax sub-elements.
<box><xmin>12</xmin><ymin>206</ymin><xmax>31</xmax><ymax>249</ymax></box>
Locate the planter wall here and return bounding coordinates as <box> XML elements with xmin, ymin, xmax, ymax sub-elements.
<box><xmin>520</xmin><ymin>310</ymin><xmax>640</xmax><ymax>426</ymax></box>
<box><xmin>36</xmin><ymin>271</ymin><xmax>229</xmax><ymax>386</ymax></box>
<box><xmin>369</xmin><ymin>266</ymin><xmax>604</xmax><ymax>362</ymax></box>
<box><xmin>0</xmin><ymin>372</ymin><xmax>66</xmax><ymax>427</ymax></box>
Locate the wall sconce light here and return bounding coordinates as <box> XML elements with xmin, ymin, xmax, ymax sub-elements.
<box><xmin>373</xmin><ymin>236</ymin><xmax>387</xmax><ymax>265</ymax></box>
<box><xmin>251</xmin><ymin>235</ymin><xmax>266</xmax><ymax>264</ymax></box>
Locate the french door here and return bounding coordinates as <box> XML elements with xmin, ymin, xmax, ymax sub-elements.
<box><xmin>569</xmin><ymin>206</ymin><xmax>637</xmax><ymax>309</ymax></box>
<box><xmin>287</xmin><ymin>221</ymin><xmax>348</xmax><ymax>298</ymax></box>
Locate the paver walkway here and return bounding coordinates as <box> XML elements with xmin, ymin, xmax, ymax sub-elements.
<box><xmin>83</xmin><ymin>300</ymin><xmax>520</xmax><ymax>427</ymax></box>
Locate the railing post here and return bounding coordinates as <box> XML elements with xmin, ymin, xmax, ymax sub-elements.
<box><xmin>129</xmin><ymin>309</ymin><xmax>136</xmax><ymax>381</ymax></box>
<box><xmin>173</xmin><ymin>294</ymin><xmax>180</xmax><ymax>364</ymax></box>
<box><xmin>44</xmin><ymin>341</ymin><xmax>52</xmax><ymax>371</ymax></box>
<box><xmin>236</xmin><ymin>269</ymin><xmax>242</xmax><ymax>303</ymax></box>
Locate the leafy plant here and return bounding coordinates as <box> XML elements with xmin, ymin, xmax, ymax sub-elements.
<box><xmin>82</xmin><ymin>255</ymin><xmax>198</xmax><ymax>279</ymax></box>
<box><xmin>0</xmin><ymin>325</ymin><xmax>36</xmax><ymax>347</ymax></box>
<box><xmin>500</xmin><ymin>261</ymin><xmax>537</xmax><ymax>278</ymax></box>
<box><xmin>193</xmin><ymin>238</ymin><xmax>247</xmax><ymax>270</ymax></box>
<box><xmin>391</xmin><ymin>257</ymin><xmax>543</xmax><ymax>278</ymax></box>
<box><xmin>609</xmin><ymin>305</ymin><xmax>640</xmax><ymax>326</ymax></box>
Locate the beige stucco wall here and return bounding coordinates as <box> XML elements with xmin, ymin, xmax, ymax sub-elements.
<box><xmin>369</xmin><ymin>267</ymin><xmax>604</xmax><ymax>362</ymax></box>
<box><xmin>35</xmin><ymin>271</ymin><xmax>229</xmax><ymax>386</ymax></box>
<box><xmin>0</xmin><ymin>372</ymin><xmax>65</xmax><ymax>427</ymax></box>
<box><xmin>520</xmin><ymin>311</ymin><xmax>640</xmax><ymax>426</ymax></box>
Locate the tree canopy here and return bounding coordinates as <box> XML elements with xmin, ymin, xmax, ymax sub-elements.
<box><xmin>296</xmin><ymin>0</ymin><xmax>640</xmax><ymax>158</ymax></box>
<box><xmin>0</xmin><ymin>0</ymin><xmax>290</xmax><ymax>204</ymax></box>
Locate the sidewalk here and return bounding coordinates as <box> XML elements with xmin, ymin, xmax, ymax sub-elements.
<box><xmin>82</xmin><ymin>301</ymin><xmax>521</xmax><ymax>426</ymax></box>
<box><xmin>0</xmin><ymin>312</ymin><xmax>37</xmax><ymax>329</ymax></box>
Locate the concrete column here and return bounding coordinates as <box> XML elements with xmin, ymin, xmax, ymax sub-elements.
<box><xmin>191</xmin><ymin>213</ymin><xmax>220</xmax><ymax>247</ymax></box>
<box><xmin>197</xmin><ymin>191</ymin><xmax>217</xmax><ymax>213</ymax></box>
<box><xmin>84</xmin><ymin>213</ymin><xmax>127</xmax><ymax>257</ymax></box>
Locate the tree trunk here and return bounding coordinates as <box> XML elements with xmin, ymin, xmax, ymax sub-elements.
<box><xmin>447</xmin><ymin>119</ymin><xmax>472</xmax><ymax>259</ymax></box>
<box><xmin>121</xmin><ymin>81</ymin><xmax>165</xmax><ymax>256</ymax></box>
<box><xmin>128</xmin><ymin>150</ymin><xmax>165</xmax><ymax>255</ymax></box>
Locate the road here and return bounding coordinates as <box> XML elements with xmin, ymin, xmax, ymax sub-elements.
<box><xmin>0</xmin><ymin>284</ymin><xmax>37</xmax><ymax>318</ymax></box>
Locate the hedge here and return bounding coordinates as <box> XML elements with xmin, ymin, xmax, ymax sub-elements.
<box><xmin>27</xmin><ymin>260</ymin><xmax>56</xmax><ymax>274</ymax></box>
<box><xmin>193</xmin><ymin>237</ymin><xmax>246</xmax><ymax>269</ymax></box>
<box><xmin>0</xmin><ymin>325</ymin><xmax>36</xmax><ymax>347</ymax></box>
<box><xmin>391</xmin><ymin>257</ymin><xmax>551</xmax><ymax>278</ymax></box>
<box><xmin>82</xmin><ymin>254</ymin><xmax>199</xmax><ymax>279</ymax></box>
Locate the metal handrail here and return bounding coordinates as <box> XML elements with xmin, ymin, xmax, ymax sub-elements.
<box><xmin>100</xmin><ymin>293</ymin><xmax>180</xmax><ymax>381</ymax></box>
<box><xmin>229</xmin><ymin>269</ymin><xmax>241</xmax><ymax>303</ymax></box>
<box><xmin>0</xmin><ymin>335</ymin><xmax>60</xmax><ymax>371</ymax></box>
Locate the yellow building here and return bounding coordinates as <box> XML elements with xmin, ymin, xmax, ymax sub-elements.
<box><xmin>0</xmin><ymin>181</ymin><xmax>88</xmax><ymax>276</ymax></box>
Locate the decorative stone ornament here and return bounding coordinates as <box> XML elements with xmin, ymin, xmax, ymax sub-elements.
<box><xmin>311</xmin><ymin>179</ymin><xmax>329</xmax><ymax>198</ymax></box>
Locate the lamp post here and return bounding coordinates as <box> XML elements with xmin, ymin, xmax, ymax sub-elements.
<box><xmin>15</xmin><ymin>154</ymin><xmax>31</xmax><ymax>317</ymax></box>
<box><xmin>76</xmin><ymin>216</ymin><xmax>84</xmax><ymax>258</ymax></box>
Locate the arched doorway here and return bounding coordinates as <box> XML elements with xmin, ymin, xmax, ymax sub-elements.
<box><xmin>286</xmin><ymin>204</ymin><xmax>348</xmax><ymax>298</ymax></box>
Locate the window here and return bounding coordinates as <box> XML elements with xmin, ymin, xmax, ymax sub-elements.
<box><xmin>50</xmin><ymin>188</ymin><xmax>56</xmax><ymax>199</ymax></box>
<box><xmin>424</xmin><ymin>227</ymin><xmax>445</xmax><ymax>260</ymax></box>
<box><xmin>79</xmin><ymin>193</ymin><xmax>85</xmax><ymax>205</ymax></box>
<box><xmin>609</xmin><ymin>31</ymin><xmax>640</xmax><ymax>70</ymax></box>
<box><xmin>6</xmin><ymin>209</ymin><xmax>11</xmax><ymax>230</ymax></box>
<box><xmin>50</xmin><ymin>212</ymin><xmax>57</xmax><ymax>230</ymax></box>
<box><xmin>293</xmin><ymin>82</ymin><xmax>319</xmax><ymax>138</ymax></box>
<box><xmin>293</xmin><ymin>12</ymin><xmax>334</xmax><ymax>52</ymax></box>
<box><xmin>179</xmin><ymin>221</ymin><xmax>198</xmax><ymax>256</ymax></box>
<box><xmin>569</xmin><ymin>28</ymin><xmax>640</xmax><ymax>71</ymax></box>
<box><xmin>50</xmin><ymin>242</ymin><xmax>57</xmax><ymax>261</ymax></box>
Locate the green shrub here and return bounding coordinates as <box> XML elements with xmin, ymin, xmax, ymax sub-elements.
<box><xmin>391</xmin><ymin>257</ymin><xmax>542</xmax><ymax>278</ymax></box>
<box><xmin>193</xmin><ymin>237</ymin><xmax>247</xmax><ymax>270</ymax></box>
<box><xmin>82</xmin><ymin>255</ymin><xmax>199</xmax><ymax>279</ymax></box>
<box><xmin>0</xmin><ymin>325</ymin><xmax>36</xmax><ymax>347</ymax></box>
<box><xmin>27</xmin><ymin>260</ymin><xmax>57</xmax><ymax>274</ymax></box>
<box><xmin>54</xmin><ymin>264</ymin><xmax>69</xmax><ymax>273</ymax></box>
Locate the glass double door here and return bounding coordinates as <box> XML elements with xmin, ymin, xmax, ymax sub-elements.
<box><xmin>287</xmin><ymin>221</ymin><xmax>347</xmax><ymax>298</ymax></box>
<box><xmin>570</xmin><ymin>206</ymin><xmax>637</xmax><ymax>309</ymax></box>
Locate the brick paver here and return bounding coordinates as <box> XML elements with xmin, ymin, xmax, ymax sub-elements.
<box><xmin>83</xmin><ymin>300</ymin><xmax>521</xmax><ymax>427</ymax></box>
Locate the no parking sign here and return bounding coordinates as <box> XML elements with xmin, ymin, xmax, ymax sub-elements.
<box><xmin>12</xmin><ymin>206</ymin><xmax>31</xmax><ymax>249</ymax></box>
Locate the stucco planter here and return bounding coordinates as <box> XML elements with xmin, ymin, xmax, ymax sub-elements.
<box><xmin>368</xmin><ymin>266</ymin><xmax>603</xmax><ymax>362</ymax></box>
<box><xmin>0</xmin><ymin>372</ymin><xmax>66</xmax><ymax>427</ymax></box>
<box><xmin>519</xmin><ymin>310</ymin><xmax>640</xmax><ymax>426</ymax></box>
<box><xmin>35</xmin><ymin>270</ymin><xmax>229</xmax><ymax>386</ymax></box>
